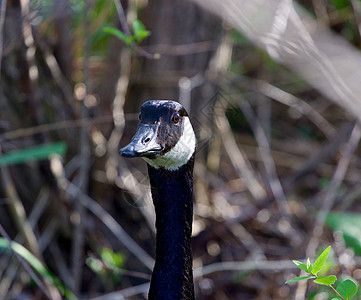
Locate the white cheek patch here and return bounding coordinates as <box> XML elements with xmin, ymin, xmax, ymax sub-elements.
<box><xmin>143</xmin><ymin>117</ymin><xmax>196</xmax><ymax>171</ymax></box>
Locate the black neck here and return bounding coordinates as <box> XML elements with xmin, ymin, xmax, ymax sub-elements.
<box><xmin>147</xmin><ymin>156</ymin><xmax>195</xmax><ymax>300</ymax></box>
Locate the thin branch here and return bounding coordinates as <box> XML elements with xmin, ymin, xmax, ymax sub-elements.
<box><xmin>90</xmin><ymin>282</ymin><xmax>150</xmax><ymax>300</ymax></box>
<box><xmin>112</xmin><ymin>0</ymin><xmax>156</xmax><ymax>59</ymax></box>
<box><xmin>215</xmin><ymin>102</ymin><xmax>267</xmax><ymax>201</ymax></box>
<box><xmin>329</xmin><ymin>284</ymin><xmax>345</xmax><ymax>300</ymax></box>
<box><xmin>255</xmin><ymin>79</ymin><xmax>336</xmax><ymax>138</ymax></box>
<box><xmin>0</xmin><ymin>223</ymin><xmax>52</xmax><ymax>300</ymax></box>
<box><xmin>0</xmin><ymin>114</ymin><xmax>138</xmax><ymax>141</ymax></box>
<box><xmin>71</xmin><ymin>0</ymin><xmax>92</xmax><ymax>293</ymax></box>
<box><xmin>67</xmin><ymin>178</ymin><xmax>155</xmax><ymax>270</ymax></box>
<box><xmin>239</xmin><ymin>100</ymin><xmax>290</xmax><ymax>216</ymax></box>
<box><xmin>194</xmin><ymin>259</ymin><xmax>297</xmax><ymax>277</ymax></box>
<box><xmin>0</xmin><ymin>151</ymin><xmax>42</xmax><ymax>259</ymax></box>
<box><xmin>50</xmin><ymin>155</ymin><xmax>155</xmax><ymax>271</ymax></box>
<box><xmin>0</xmin><ymin>0</ymin><xmax>7</xmax><ymax>79</ymax></box>
<box><xmin>295</xmin><ymin>122</ymin><xmax>361</xmax><ymax>300</ymax></box>
<box><xmin>90</xmin><ymin>260</ymin><xmax>297</xmax><ymax>300</ymax></box>
<box><xmin>113</xmin><ymin>0</ymin><xmax>131</xmax><ymax>37</ymax></box>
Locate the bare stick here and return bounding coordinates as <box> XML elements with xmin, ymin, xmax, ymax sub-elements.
<box><xmin>0</xmin><ymin>223</ymin><xmax>52</xmax><ymax>299</ymax></box>
<box><xmin>0</xmin><ymin>0</ymin><xmax>7</xmax><ymax>79</ymax></box>
<box><xmin>50</xmin><ymin>156</ymin><xmax>155</xmax><ymax>271</ymax></box>
<box><xmin>194</xmin><ymin>259</ymin><xmax>297</xmax><ymax>277</ymax></box>
<box><xmin>239</xmin><ymin>100</ymin><xmax>290</xmax><ymax>216</ymax></box>
<box><xmin>295</xmin><ymin>122</ymin><xmax>361</xmax><ymax>300</ymax></box>
<box><xmin>113</xmin><ymin>0</ymin><xmax>131</xmax><ymax>37</ymax></box>
<box><xmin>90</xmin><ymin>282</ymin><xmax>150</xmax><ymax>300</ymax></box>
<box><xmin>0</xmin><ymin>114</ymin><xmax>139</xmax><ymax>141</ymax></box>
<box><xmin>255</xmin><ymin>79</ymin><xmax>336</xmax><ymax>138</ymax></box>
<box><xmin>0</xmin><ymin>154</ymin><xmax>42</xmax><ymax>260</ymax></box>
<box><xmin>215</xmin><ymin>104</ymin><xmax>266</xmax><ymax>201</ymax></box>
<box><xmin>90</xmin><ymin>259</ymin><xmax>297</xmax><ymax>300</ymax></box>
<box><xmin>329</xmin><ymin>285</ymin><xmax>345</xmax><ymax>300</ymax></box>
<box><xmin>71</xmin><ymin>0</ymin><xmax>91</xmax><ymax>293</ymax></box>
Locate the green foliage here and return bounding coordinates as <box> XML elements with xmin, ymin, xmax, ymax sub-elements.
<box><xmin>100</xmin><ymin>247</ymin><xmax>125</xmax><ymax>269</ymax></box>
<box><xmin>292</xmin><ymin>260</ymin><xmax>309</xmax><ymax>272</ymax></box>
<box><xmin>326</xmin><ymin>213</ymin><xmax>361</xmax><ymax>256</ymax></box>
<box><xmin>132</xmin><ymin>19</ymin><xmax>151</xmax><ymax>42</ymax></box>
<box><xmin>103</xmin><ymin>19</ymin><xmax>150</xmax><ymax>46</ymax></box>
<box><xmin>286</xmin><ymin>246</ymin><xmax>358</xmax><ymax>299</ymax></box>
<box><xmin>306</xmin><ymin>257</ymin><xmax>312</xmax><ymax>273</ymax></box>
<box><xmin>86</xmin><ymin>248</ymin><xmax>126</xmax><ymax>291</ymax></box>
<box><xmin>336</xmin><ymin>279</ymin><xmax>358</xmax><ymax>299</ymax></box>
<box><xmin>311</xmin><ymin>246</ymin><xmax>330</xmax><ymax>275</ymax></box>
<box><xmin>0</xmin><ymin>142</ymin><xmax>67</xmax><ymax>167</ymax></box>
<box><xmin>313</xmin><ymin>275</ymin><xmax>337</xmax><ymax>286</ymax></box>
<box><xmin>103</xmin><ymin>26</ymin><xmax>134</xmax><ymax>45</ymax></box>
<box><xmin>285</xmin><ymin>275</ymin><xmax>315</xmax><ymax>284</ymax></box>
<box><xmin>0</xmin><ymin>238</ymin><xmax>76</xmax><ymax>300</ymax></box>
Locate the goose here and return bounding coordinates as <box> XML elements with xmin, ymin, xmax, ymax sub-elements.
<box><xmin>120</xmin><ymin>100</ymin><xmax>196</xmax><ymax>300</ymax></box>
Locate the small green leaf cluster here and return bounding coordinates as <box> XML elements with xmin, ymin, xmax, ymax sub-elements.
<box><xmin>86</xmin><ymin>248</ymin><xmax>126</xmax><ymax>290</ymax></box>
<box><xmin>285</xmin><ymin>246</ymin><xmax>358</xmax><ymax>300</ymax></box>
<box><xmin>103</xmin><ymin>19</ymin><xmax>150</xmax><ymax>46</ymax></box>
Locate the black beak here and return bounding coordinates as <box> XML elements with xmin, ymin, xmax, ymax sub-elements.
<box><xmin>120</xmin><ymin>123</ymin><xmax>163</xmax><ymax>158</ymax></box>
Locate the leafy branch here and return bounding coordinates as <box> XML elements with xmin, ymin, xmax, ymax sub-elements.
<box><xmin>103</xmin><ymin>19</ymin><xmax>151</xmax><ymax>46</ymax></box>
<box><xmin>285</xmin><ymin>246</ymin><xmax>358</xmax><ymax>300</ymax></box>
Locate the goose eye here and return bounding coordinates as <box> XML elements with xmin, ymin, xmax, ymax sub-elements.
<box><xmin>172</xmin><ymin>113</ymin><xmax>180</xmax><ymax>124</ymax></box>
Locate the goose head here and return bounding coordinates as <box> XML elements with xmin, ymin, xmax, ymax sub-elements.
<box><xmin>120</xmin><ymin>100</ymin><xmax>196</xmax><ymax>170</ymax></box>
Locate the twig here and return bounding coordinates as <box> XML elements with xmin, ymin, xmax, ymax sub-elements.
<box><xmin>0</xmin><ymin>0</ymin><xmax>7</xmax><ymax>79</ymax></box>
<box><xmin>0</xmin><ymin>256</ymin><xmax>19</xmax><ymax>299</ymax></box>
<box><xmin>329</xmin><ymin>284</ymin><xmax>345</xmax><ymax>300</ymax></box>
<box><xmin>71</xmin><ymin>0</ymin><xmax>92</xmax><ymax>293</ymax></box>
<box><xmin>239</xmin><ymin>100</ymin><xmax>290</xmax><ymax>216</ymax></box>
<box><xmin>112</xmin><ymin>0</ymin><xmax>155</xmax><ymax>59</ymax></box>
<box><xmin>0</xmin><ymin>223</ymin><xmax>52</xmax><ymax>299</ymax></box>
<box><xmin>90</xmin><ymin>259</ymin><xmax>297</xmax><ymax>300</ymax></box>
<box><xmin>67</xmin><ymin>178</ymin><xmax>155</xmax><ymax>270</ymax></box>
<box><xmin>141</xmin><ymin>41</ymin><xmax>218</xmax><ymax>56</ymax></box>
<box><xmin>49</xmin><ymin>243</ymin><xmax>74</xmax><ymax>292</ymax></box>
<box><xmin>295</xmin><ymin>122</ymin><xmax>361</xmax><ymax>300</ymax></box>
<box><xmin>284</xmin><ymin>122</ymin><xmax>356</xmax><ymax>190</ymax></box>
<box><xmin>194</xmin><ymin>259</ymin><xmax>297</xmax><ymax>277</ymax></box>
<box><xmin>106</xmin><ymin>42</ymin><xmax>131</xmax><ymax>184</ymax></box>
<box><xmin>90</xmin><ymin>282</ymin><xmax>150</xmax><ymax>300</ymax></box>
<box><xmin>0</xmin><ymin>152</ymin><xmax>42</xmax><ymax>259</ymax></box>
<box><xmin>113</xmin><ymin>0</ymin><xmax>131</xmax><ymax>37</ymax></box>
<box><xmin>215</xmin><ymin>101</ymin><xmax>266</xmax><ymax>202</ymax></box>
<box><xmin>254</xmin><ymin>79</ymin><xmax>336</xmax><ymax>138</ymax></box>
<box><xmin>0</xmin><ymin>114</ymin><xmax>138</xmax><ymax>141</ymax></box>
<box><xmin>50</xmin><ymin>156</ymin><xmax>155</xmax><ymax>270</ymax></box>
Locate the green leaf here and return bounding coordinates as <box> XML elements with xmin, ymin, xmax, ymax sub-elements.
<box><xmin>103</xmin><ymin>26</ymin><xmax>134</xmax><ymax>45</ymax></box>
<box><xmin>292</xmin><ymin>260</ymin><xmax>308</xmax><ymax>272</ymax></box>
<box><xmin>336</xmin><ymin>279</ymin><xmax>357</xmax><ymax>299</ymax></box>
<box><xmin>285</xmin><ymin>275</ymin><xmax>315</xmax><ymax>284</ymax></box>
<box><xmin>313</xmin><ymin>275</ymin><xmax>337</xmax><ymax>286</ymax></box>
<box><xmin>312</xmin><ymin>246</ymin><xmax>331</xmax><ymax>275</ymax></box>
<box><xmin>0</xmin><ymin>238</ymin><xmax>76</xmax><ymax>300</ymax></box>
<box><xmin>0</xmin><ymin>142</ymin><xmax>67</xmax><ymax>167</ymax></box>
<box><xmin>100</xmin><ymin>248</ymin><xmax>125</xmax><ymax>269</ymax></box>
<box><xmin>306</xmin><ymin>257</ymin><xmax>313</xmax><ymax>273</ymax></box>
<box><xmin>132</xmin><ymin>19</ymin><xmax>151</xmax><ymax>42</ymax></box>
<box><xmin>86</xmin><ymin>257</ymin><xmax>105</xmax><ymax>275</ymax></box>
<box><xmin>326</xmin><ymin>213</ymin><xmax>361</xmax><ymax>256</ymax></box>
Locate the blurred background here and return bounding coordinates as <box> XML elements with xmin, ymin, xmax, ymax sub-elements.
<box><xmin>1</xmin><ymin>0</ymin><xmax>361</xmax><ymax>299</ymax></box>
